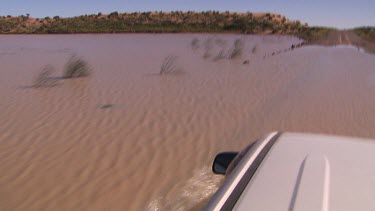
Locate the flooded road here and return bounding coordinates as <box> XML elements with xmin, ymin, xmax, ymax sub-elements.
<box><xmin>0</xmin><ymin>34</ymin><xmax>374</xmax><ymax>211</ymax></box>
<box><xmin>309</xmin><ymin>30</ymin><xmax>375</xmax><ymax>54</ymax></box>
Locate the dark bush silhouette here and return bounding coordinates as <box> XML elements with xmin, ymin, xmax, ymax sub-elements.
<box><xmin>63</xmin><ymin>55</ymin><xmax>91</xmax><ymax>78</ymax></box>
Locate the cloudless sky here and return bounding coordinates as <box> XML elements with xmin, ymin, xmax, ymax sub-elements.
<box><xmin>1</xmin><ymin>0</ymin><xmax>374</xmax><ymax>28</ymax></box>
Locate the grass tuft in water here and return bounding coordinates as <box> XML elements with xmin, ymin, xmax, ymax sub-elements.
<box><xmin>191</xmin><ymin>38</ymin><xmax>200</xmax><ymax>50</ymax></box>
<box><xmin>33</xmin><ymin>65</ymin><xmax>57</xmax><ymax>88</ymax></box>
<box><xmin>229</xmin><ymin>38</ymin><xmax>244</xmax><ymax>59</ymax></box>
<box><xmin>252</xmin><ymin>45</ymin><xmax>258</xmax><ymax>54</ymax></box>
<box><xmin>202</xmin><ymin>37</ymin><xmax>214</xmax><ymax>59</ymax></box>
<box><xmin>213</xmin><ymin>49</ymin><xmax>226</xmax><ymax>61</ymax></box>
<box><xmin>160</xmin><ymin>55</ymin><xmax>178</xmax><ymax>75</ymax></box>
<box><xmin>63</xmin><ymin>55</ymin><xmax>91</xmax><ymax>78</ymax></box>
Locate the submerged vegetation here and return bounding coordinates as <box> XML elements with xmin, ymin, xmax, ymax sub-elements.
<box><xmin>191</xmin><ymin>38</ymin><xmax>200</xmax><ymax>50</ymax></box>
<box><xmin>202</xmin><ymin>37</ymin><xmax>214</xmax><ymax>59</ymax></box>
<box><xmin>32</xmin><ymin>55</ymin><xmax>91</xmax><ymax>88</ymax></box>
<box><xmin>63</xmin><ymin>55</ymin><xmax>91</xmax><ymax>78</ymax></box>
<box><xmin>33</xmin><ymin>65</ymin><xmax>57</xmax><ymax>88</ymax></box>
<box><xmin>252</xmin><ymin>45</ymin><xmax>258</xmax><ymax>54</ymax></box>
<box><xmin>194</xmin><ymin>37</ymin><xmax>247</xmax><ymax>61</ymax></box>
<box><xmin>213</xmin><ymin>49</ymin><xmax>226</xmax><ymax>61</ymax></box>
<box><xmin>160</xmin><ymin>55</ymin><xmax>178</xmax><ymax>75</ymax></box>
<box><xmin>229</xmin><ymin>39</ymin><xmax>245</xmax><ymax>59</ymax></box>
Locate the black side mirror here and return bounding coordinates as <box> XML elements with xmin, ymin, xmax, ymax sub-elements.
<box><xmin>212</xmin><ymin>152</ymin><xmax>239</xmax><ymax>175</ymax></box>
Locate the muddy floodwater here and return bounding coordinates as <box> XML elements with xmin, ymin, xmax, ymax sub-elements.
<box><xmin>0</xmin><ymin>34</ymin><xmax>375</xmax><ymax>211</ymax></box>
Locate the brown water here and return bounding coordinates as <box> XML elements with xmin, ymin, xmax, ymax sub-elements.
<box><xmin>0</xmin><ymin>34</ymin><xmax>375</xmax><ymax>211</ymax></box>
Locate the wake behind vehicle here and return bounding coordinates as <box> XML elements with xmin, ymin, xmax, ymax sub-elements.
<box><xmin>205</xmin><ymin>132</ymin><xmax>375</xmax><ymax>211</ymax></box>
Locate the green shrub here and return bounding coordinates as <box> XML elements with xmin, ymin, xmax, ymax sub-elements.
<box><xmin>354</xmin><ymin>27</ymin><xmax>375</xmax><ymax>42</ymax></box>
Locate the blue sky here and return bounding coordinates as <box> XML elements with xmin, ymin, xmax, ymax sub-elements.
<box><xmin>1</xmin><ymin>0</ymin><xmax>374</xmax><ymax>28</ymax></box>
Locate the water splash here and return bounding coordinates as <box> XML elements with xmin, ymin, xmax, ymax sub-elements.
<box><xmin>147</xmin><ymin>167</ymin><xmax>223</xmax><ymax>211</ymax></box>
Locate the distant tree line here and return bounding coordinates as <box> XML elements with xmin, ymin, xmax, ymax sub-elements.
<box><xmin>0</xmin><ymin>11</ymin><xmax>334</xmax><ymax>42</ymax></box>
<box><xmin>354</xmin><ymin>27</ymin><xmax>375</xmax><ymax>42</ymax></box>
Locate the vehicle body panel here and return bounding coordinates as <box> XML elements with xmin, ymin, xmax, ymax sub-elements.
<box><xmin>206</xmin><ymin>132</ymin><xmax>375</xmax><ymax>211</ymax></box>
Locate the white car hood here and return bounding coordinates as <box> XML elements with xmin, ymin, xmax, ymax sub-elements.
<box><xmin>234</xmin><ymin>133</ymin><xmax>375</xmax><ymax>211</ymax></box>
